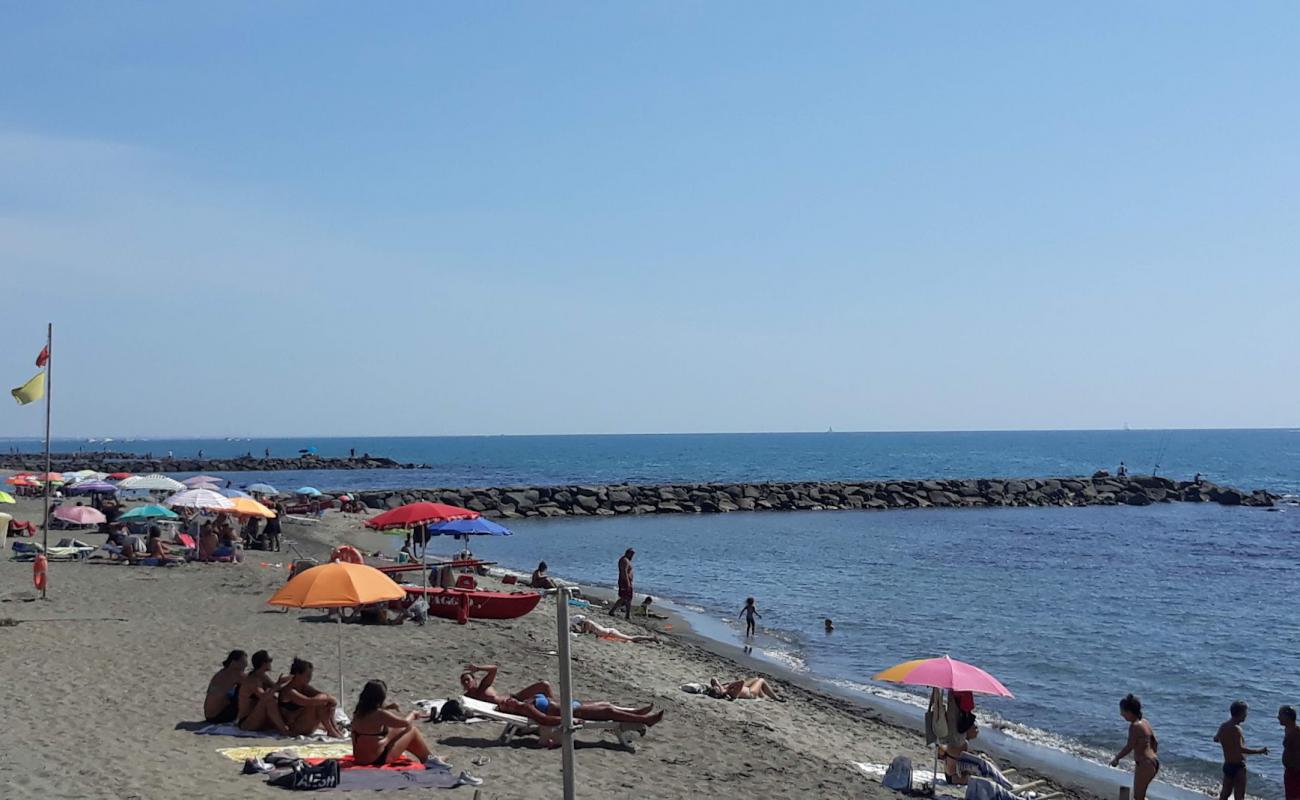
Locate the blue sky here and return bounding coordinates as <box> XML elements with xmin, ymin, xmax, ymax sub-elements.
<box><xmin>2</xmin><ymin>3</ymin><xmax>1297</xmax><ymax>437</ymax></box>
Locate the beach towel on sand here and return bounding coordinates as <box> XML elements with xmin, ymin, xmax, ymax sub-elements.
<box><xmin>196</xmin><ymin>723</ymin><xmax>347</xmax><ymax>742</ymax></box>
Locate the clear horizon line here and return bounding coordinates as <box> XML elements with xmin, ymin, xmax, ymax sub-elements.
<box><xmin>2</xmin><ymin>425</ymin><xmax>1297</xmax><ymax>441</ymax></box>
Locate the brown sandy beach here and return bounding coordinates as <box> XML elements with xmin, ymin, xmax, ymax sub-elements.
<box><xmin>0</xmin><ymin>492</ymin><xmax>1097</xmax><ymax>800</ymax></box>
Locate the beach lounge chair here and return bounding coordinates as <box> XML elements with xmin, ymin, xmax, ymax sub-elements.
<box><xmin>459</xmin><ymin>696</ymin><xmax>645</xmax><ymax>752</ymax></box>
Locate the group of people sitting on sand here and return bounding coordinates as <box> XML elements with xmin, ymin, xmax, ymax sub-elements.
<box><xmin>204</xmin><ymin>651</ymin><xmax>344</xmax><ymax>738</ymax></box>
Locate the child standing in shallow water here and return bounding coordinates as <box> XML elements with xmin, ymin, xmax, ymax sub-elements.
<box><xmin>739</xmin><ymin>597</ymin><xmax>761</xmax><ymax>637</ymax></box>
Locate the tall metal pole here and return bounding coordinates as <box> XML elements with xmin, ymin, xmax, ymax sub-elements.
<box><xmin>40</xmin><ymin>323</ymin><xmax>52</xmax><ymax>600</ymax></box>
<box><xmin>555</xmin><ymin>586</ymin><xmax>576</xmax><ymax>800</ymax></box>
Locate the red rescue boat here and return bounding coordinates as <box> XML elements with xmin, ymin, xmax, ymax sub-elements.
<box><xmin>403</xmin><ymin>586</ymin><xmax>542</xmax><ymax>621</ymax></box>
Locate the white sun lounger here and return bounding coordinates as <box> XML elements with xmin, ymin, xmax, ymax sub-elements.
<box><xmin>459</xmin><ymin>696</ymin><xmax>645</xmax><ymax>752</ymax></box>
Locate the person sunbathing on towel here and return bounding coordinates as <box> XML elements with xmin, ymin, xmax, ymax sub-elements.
<box><xmin>460</xmin><ymin>663</ymin><xmax>555</xmax><ymax>705</ymax></box>
<box><xmin>204</xmin><ymin>650</ymin><xmax>248</xmax><ymax>724</ymax></box>
<box><xmin>497</xmin><ymin>694</ymin><xmax>664</xmax><ymax>727</ymax></box>
<box><xmin>350</xmin><ymin>680</ymin><xmax>479</xmax><ymax>783</ymax></box>
<box><xmin>570</xmin><ymin>614</ymin><xmax>658</xmax><ymax>643</ymax></box>
<box><xmin>237</xmin><ymin>650</ymin><xmax>291</xmax><ymax>734</ymax></box>
<box><xmin>278</xmin><ymin>657</ymin><xmax>345</xmax><ymax>737</ymax></box>
<box><xmin>707</xmin><ymin>676</ymin><xmax>784</xmax><ymax>702</ymax></box>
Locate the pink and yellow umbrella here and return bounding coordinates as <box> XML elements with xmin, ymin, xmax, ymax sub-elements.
<box><xmin>873</xmin><ymin>655</ymin><xmax>1013</xmax><ymax>697</ymax></box>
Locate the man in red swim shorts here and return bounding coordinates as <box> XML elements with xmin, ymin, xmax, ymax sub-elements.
<box><xmin>607</xmin><ymin>548</ymin><xmax>635</xmax><ymax>620</ymax></box>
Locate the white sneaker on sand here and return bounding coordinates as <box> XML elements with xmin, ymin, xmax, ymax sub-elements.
<box><xmin>456</xmin><ymin>771</ymin><xmax>484</xmax><ymax>787</ymax></box>
<box><xmin>424</xmin><ymin>755</ymin><xmax>453</xmax><ymax>771</ymax></box>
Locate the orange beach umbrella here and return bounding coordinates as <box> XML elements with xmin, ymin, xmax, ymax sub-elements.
<box><xmin>267</xmin><ymin>562</ymin><xmax>406</xmax><ymax>701</ymax></box>
<box><xmin>225</xmin><ymin>497</ymin><xmax>276</xmax><ymax>518</ymax></box>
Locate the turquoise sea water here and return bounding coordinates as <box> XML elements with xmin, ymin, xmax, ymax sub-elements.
<box><xmin>3</xmin><ymin>429</ymin><xmax>1297</xmax><ymax>795</ymax></box>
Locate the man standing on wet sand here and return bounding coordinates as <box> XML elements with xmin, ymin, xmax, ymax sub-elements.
<box><xmin>608</xmin><ymin>548</ymin><xmax>635</xmax><ymax>620</ymax></box>
<box><xmin>1281</xmin><ymin>705</ymin><xmax>1300</xmax><ymax>800</ymax></box>
<box><xmin>1215</xmin><ymin>700</ymin><xmax>1269</xmax><ymax>800</ymax></box>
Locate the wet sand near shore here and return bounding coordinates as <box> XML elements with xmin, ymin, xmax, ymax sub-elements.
<box><xmin>0</xmin><ymin>492</ymin><xmax>1099</xmax><ymax>800</ymax></box>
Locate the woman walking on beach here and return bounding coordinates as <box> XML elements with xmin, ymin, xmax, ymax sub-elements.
<box><xmin>1111</xmin><ymin>694</ymin><xmax>1159</xmax><ymax>800</ymax></box>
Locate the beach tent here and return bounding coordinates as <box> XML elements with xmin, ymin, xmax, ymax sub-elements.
<box><xmin>267</xmin><ymin>562</ymin><xmax>405</xmax><ymax>700</ymax></box>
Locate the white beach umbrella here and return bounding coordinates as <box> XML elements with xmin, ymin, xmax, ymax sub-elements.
<box><xmin>164</xmin><ymin>488</ymin><xmax>234</xmax><ymax>510</ymax></box>
<box><xmin>183</xmin><ymin>475</ymin><xmax>225</xmax><ymax>488</ymax></box>
<box><xmin>118</xmin><ymin>474</ymin><xmax>186</xmax><ymax>492</ymax></box>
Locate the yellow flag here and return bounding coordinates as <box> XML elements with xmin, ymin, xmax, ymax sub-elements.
<box><xmin>11</xmin><ymin>372</ymin><xmax>44</xmax><ymax>405</ymax></box>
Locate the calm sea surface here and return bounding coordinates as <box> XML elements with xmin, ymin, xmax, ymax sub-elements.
<box><xmin>3</xmin><ymin>429</ymin><xmax>1297</xmax><ymax>794</ymax></box>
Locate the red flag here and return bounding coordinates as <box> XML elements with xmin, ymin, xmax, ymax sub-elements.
<box><xmin>35</xmin><ymin>346</ymin><xmax>49</xmax><ymax>368</ymax></box>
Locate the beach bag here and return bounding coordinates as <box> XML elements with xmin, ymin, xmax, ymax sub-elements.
<box><xmin>437</xmin><ymin>698</ymin><xmax>467</xmax><ymax>723</ymax></box>
<box><xmin>883</xmin><ymin>755</ymin><xmax>914</xmax><ymax>791</ymax></box>
<box><xmin>268</xmin><ymin>758</ymin><xmax>341</xmax><ymax>790</ymax></box>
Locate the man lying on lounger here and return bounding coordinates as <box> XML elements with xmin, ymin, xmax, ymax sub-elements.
<box><xmin>461</xmin><ymin>664</ymin><xmax>664</xmax><ymax>727</ymax></box>
<box><xmin>460</xmin><ymin>664</ymin><xmax>555</xmax><ymax>705</ymax></box>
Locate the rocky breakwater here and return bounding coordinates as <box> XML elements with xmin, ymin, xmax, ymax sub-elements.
<box><xmin>356</xmin><ymin>473</ymin><xmax>1276</xmax><ymax>520</ymax></box>
<box><xmin>0</xmin><ymin>451</ymin><xmax>425</xmax><ymax>474</ymax></box>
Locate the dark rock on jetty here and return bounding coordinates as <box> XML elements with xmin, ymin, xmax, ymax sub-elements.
<box><xmin>0</xmin><ymin>450</ymin><xmax>424</xmax><ymax>473</ymax></box>
<box><xmin>353</xmin><ymin>474</ymin><xmax>1276</xmax><ymax>520</ymax></box>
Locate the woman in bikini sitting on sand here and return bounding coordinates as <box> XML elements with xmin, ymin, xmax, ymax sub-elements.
<box><xmin>350</xmin><ymin>679</ymin><xmax>476</xmax><ymax>780</ymax></box>
<box><xmin>204</xmin><ymin>650</ymin><xmax>248</xmax><ymax>724</ymax></box>
<box><xmin>707</xmin><ymin>676</ymin><xmax>784</xmax><ymax>702</ymax></box>
<box><xmin>277</xmin><ymin>657</ymin><xmax>345</xmax><ymax>738</ymax></box>
<box><xmin>236</xmin><ymin>650</ymin><xmax>291</xmax><ymax>734</ymax></box>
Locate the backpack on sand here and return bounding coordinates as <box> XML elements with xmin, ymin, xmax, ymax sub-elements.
<box><xmin>882</xmin><ymin>755</ymin><xmax>914</xmax><ymax>792</ymax></box>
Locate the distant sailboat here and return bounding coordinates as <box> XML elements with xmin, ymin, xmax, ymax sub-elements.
<box><xmin>826</xmin><ymin>426</ymin><xmax>834</xmax><ymax>433</ymax></box>
<box><xmin>1123</xmin><ymin>422</ymin><xmax>1131</xmax><ymax>431</ymax></box>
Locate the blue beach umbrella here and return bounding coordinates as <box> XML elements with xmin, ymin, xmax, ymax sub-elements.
<box><xmin>427</xmin><ymin>518</ymin><xmax>512</xmax><ymax>538</ymax></box>
<box><xmin>219</xmin><ymin>488</ymin><xmax>251</xmax><ymax>499</ymax></box>
<box><xmin>118</xmin><ymin>504</ymin><xmax>180</xmax><ymax>521</ymax></box>
<box><xmin>245</xmin><ymin>483</ymin><xmax>279</xmax><ymax>496</ymax></box>
<box><xmin>425</xmin><ymin>517</ymin><xmax>512</xmax><ymax>560</ymax></box>
<box><xmin>295</xmin><ymin>487</ymin><xmax>322</xmax><ymax>496</ymax></box>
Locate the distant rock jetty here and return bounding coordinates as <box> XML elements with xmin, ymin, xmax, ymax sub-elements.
<box><xmin>0</xmin><ymin>451</ymin><xmax>425</xmax><ymax>473</ymax></box>
<box><xmin>356</xmin><ymin>473</ymin><xmax>1276</xmax><ymax>519</ymax></box>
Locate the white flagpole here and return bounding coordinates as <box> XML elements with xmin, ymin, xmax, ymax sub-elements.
<box><xmin>40</xmin><ymin>323</ymin><xmax>52</xmax><ymax>600</ymax></box>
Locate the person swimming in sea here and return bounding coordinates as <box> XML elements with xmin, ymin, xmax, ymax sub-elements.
<box><xmin>738</xmin><ymin>597</ymin><xmax>761</xmax><ymax>637</ymax></box>
<box><xmin>824</xmin><ymin>618</ymin><xmax>834</xmax><ymax>633</ymax></box>
<box><xmin>1215</xmin><ymin>700</ymin><xmax>1269</xmax><ymax>800</ymax></box>
<box><xmin>1110</xmin><ymin>694</ymin><xmax>1159</xmax><ymax>800</ymax></box>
